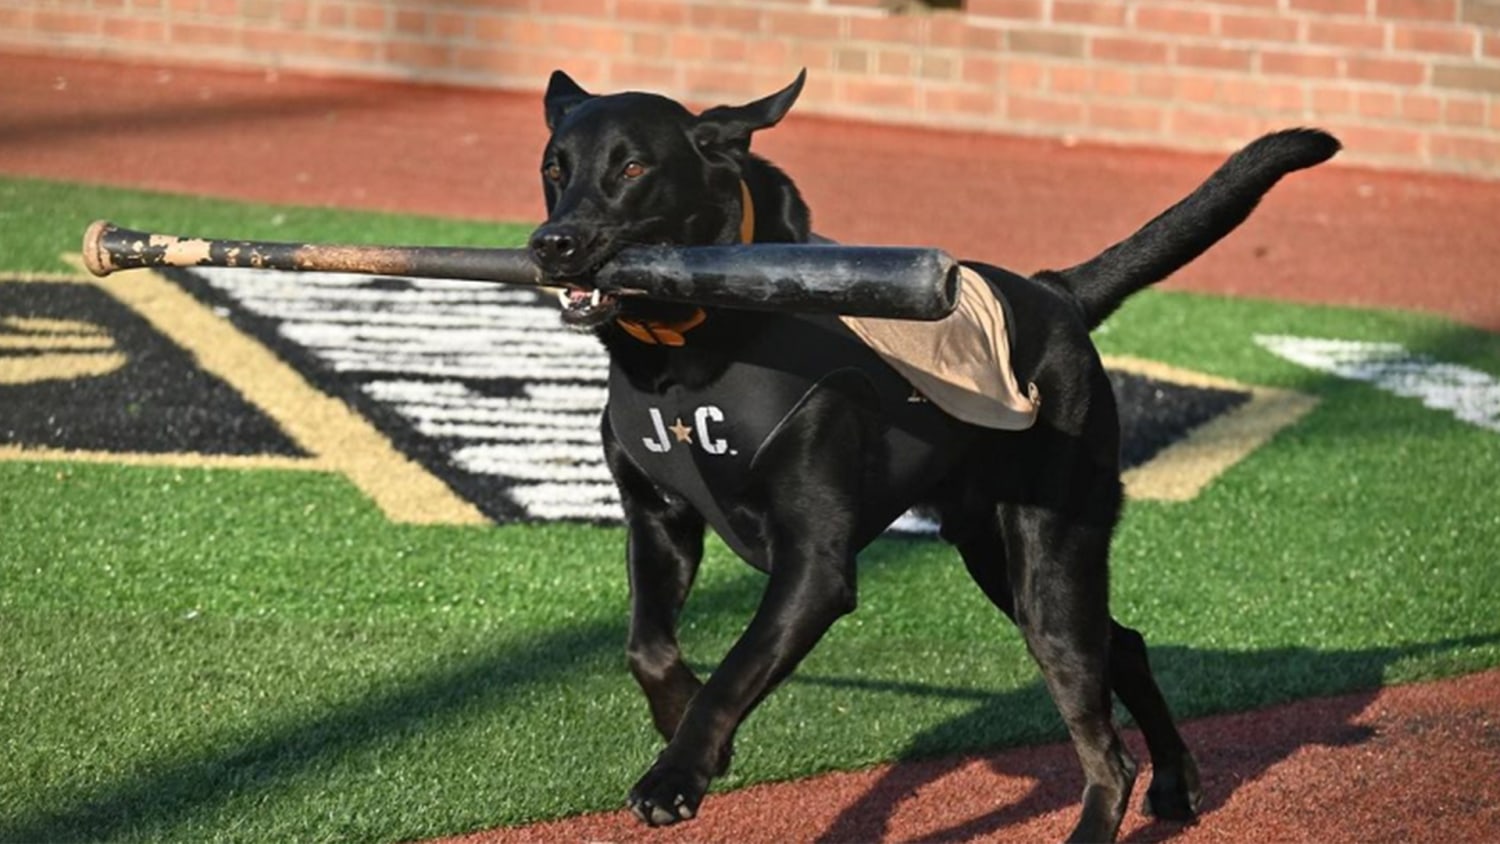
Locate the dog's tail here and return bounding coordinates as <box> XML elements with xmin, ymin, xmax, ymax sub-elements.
<box><xmin>1047</xmin><ymin>128</ymin><xmax>1340</xmax><ymax>330</ymax></box>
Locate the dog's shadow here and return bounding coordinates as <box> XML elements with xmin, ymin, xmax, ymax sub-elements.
<box><xmin>798</xmin><ymin>635</ymin><xmax>1497</xmax><ymax>843</ymax></box>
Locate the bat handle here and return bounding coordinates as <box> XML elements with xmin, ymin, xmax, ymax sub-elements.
<box><xmin>81</xmin><ymin>219</ymin><xmax>122</xmax><ymax>277</ymax></box>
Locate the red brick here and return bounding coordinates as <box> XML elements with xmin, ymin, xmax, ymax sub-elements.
<box><xmin>307</xmin><ymin>33</ymin><xmax>380</xmax><ymax>63</ymax></box>
<box><xmin>1463</xmin><ymin>1</ymin><xmax>1500</xmax><ymax>26</ymax></box>
<box><xmin>923</xmin><ymin>86</ymin><xmax>1001</xmax><ymax>116</ymax></box>
<box><xmin>924</xmin><ymin>18</ymin><xmax>1005</xmax><ymax>50</ymax></box>
<box><xmin>1204</xmin><ymin>0</ymin><xmax>1281</xmax><ymax>7</ymax></box>
<box><xmin>1261</xmin><ymin>49</ymin><xmax>1343</xmax><ymax>78</ymax></box>
<box><xmin>968</xmin><ymin>0</ymin><xmax>1045</xmax><ymax>19</ymax></box>
<box><xmin>1289</xmin><ymin>0</ymin><xmax>1370</xmax><ymax>13</ymax></box>
<box><xmin>746</xmin><ymin>38</ymin><xmax>791</xmax><ymax>68</ymax></box>
<box><xmin>835</xmin><ymin>46</ymin><xmax>870</xmax><ymax>72</ymax></box>
<box><xmin>1090</xmin><ymin>34</ymin><xmax>1171</xmax><ymax>64</ymax></box>
<box><xmin>1305</xmin><ymin>19</ymin><xmax>1388</xmax><ymax>49</ymax></box>
<box><xmin>617</xmin><ymin>0</ymin><xmax>689</xmax><ymax>26</ymax></box>
<box><xmin>764</xmin><ymin>9</ymin><xmax>842</xmax><ymax>40</ymax></box>
<box><xmin>848</xmin><ymin>14</ymin><xmax>922</xmax><ymax>44</ymax></box>
<box><xmin>1169</xmin><ymin>107</ymin><xmax>1262</xmax><ymax>141</ymax></box>
<box><xmin>1006</xmin><ymin>28</ymin><xmax>1085</xmax><ymax>57</ymax></box>
<box><xmin>876</xmin><ymin>48</ymin><xmax>914</xmax><ymax>76</ymax></box>
<box><xmin>101</xmin><ymin>16</ymin><xmax>166</xmax><ymax>41</ymax></box>
<box><xmin>609</xmin><ymin>60</ymin><xmax>678</xmax><ymax>90</ymax></box>
<box><xmin>35</xmin><ymin>10</ymin><xmax>104</xmax><ymax>34</ymax></box>
<box><xmin>1134</xmin><ymin>5</ymin><xmax>1215</xmax><ymax>37</ymax></box>
<box><xmin>1006</xmin><ymin>92</ymin><xmax>1085</xmax><ymax>125</ymax></box>
<box><xmin>1220</xmin><ymin>77</ymin><xmax>1305</xmax><ymax>111</ymax></box>
<box><xmin>1355</xmin><ymin>88</ymin><xmax>1401</xmax><ymax>119</ymax></box>
<box><xmin>384</xmin><ymin>39</ymin><xmax>451</xmax><ymax>70</ymax></box>
<box><xmin>1310</xmin><ymin>84</ymin><xmax>1356</xmax><ymax>114</ymax></box>
<box><xmin>1325</xmin><ymin>122</ymin><xmax>1425</xmax><ymax>157</ymax></box>
<box><xmin>1135</xmin><ymin>70</ymin><xmax>1174</xmax><ymax>99</ymax></box>
<box><xmin>1430</xmin><ymin>133</ymin><xmax>1500</xmax><ymax>170</ymax></box>
<box><xmin>1173</xmin><ymin>72</ymin><xmax>1221</xmax><ymax>104</ymax></box>
<box><xmin>394</xmin><ymin>10</ymin><xmax>427</xmax><ymax>36</ymax></box>
<box><xmin>1490</xmin><ymin>100</ymin><xmax>1500</xmax><ymax>130</ymax></box>
<box><xmin>350</xmin><ymin>3</ymin><xmax>387</xmax><ymax>32</ymax></box>
<box><xmin>1091</xmin><ymin>67</ymin><xmax>1136</xmax><ymax>97</ymax></box>
<box><xmin>1399</xmin><ymin>91</ymin><xmax>1443</xmax><ymax>121</ymax></box>
<box><xmin>710</xmin><ymin>36</ymin><xmax>750</xmax><ymax>64</ymax></box>
<box><xmin>920</xmin><ymin>53</ymin><xmax>956</xmax><ymax>79</ymax></box>
<box><xmin>431</xmin><ymin>13</ymin><xmax>468</xmax><ymax>39</ymax></box>
<box><xmin>841</xmin><ymin>77</ymin><xmax>918</xmax><ymax>111</ymax></box>
<box><xmin>961</xmin><ymin>54</ymin><xmax>1004</xmax><ymax>86</ymax></box>
<box><xmin>1375</xmin><ymin>0</ymin><xmax>1458</xmax><ymax>21</ymax></box>
<box><xmin>1345</xmin><ymin>55</ymin><xmax>1428</xmax><ymax>84</ymax></box>
<box><xmin>789</xmin><ymin>41</ymin><xmax>834</xmax><ymax>70</ymax></box>
<box><xmin>168</xmin><ymin>20</ymin><xmax>236</xmax><ymax>45</ymax></box>
<box><xmin>1088</xmin><ymin>101</ymin><xmax>1166</xmax><ymax>133</ymax></box>
<box><xmin>1054</xmin><ymin>0</ymin><xmax>1127</xmax><ymax>27</ymax></box>
<box><xmin>1177</xmin><ymin>44</ymin><xmax>1255</xmax><ymax>70</ymax></box>
<box><xmin>1219</xmin><ymin>13</ymin><xmax>1302</xmax><ymax>42</ymax></box>
<box><xmin>1488</xmin><ymin>32</ymin><xmax>1500</xmax><ymax>59</ymax></box>
<box><xmin>1444</xmin><ymin>95</ymin><xmax>1488</xmax><ymax>125</ymax></box>
<box><xmin>544</xmin><ymin>0</ymin><xmax>610</xmax><ymax>16</ymax></box>
<box><xmin>688</xmin><ymin>4</ymin><xmax>760</xmax><ymax>32</ymax></box>
<box><xmin>667</xmin><ymin>31</ymin><xmax>710</xmax><ymax>61</ymax></box>
<box><xmin>1049</xmin><ymin>64</ymin><xmax>1091</xmax><ymax>95</ymax></box>
<box><xmin>315</xmin><ymin>3</ymin><xmax>346</xmax><ymax>28</ymax></box>
<box><xmin>1391</xmin><ymin>23</ymin><xmax>1477</xmax><ymax>53</ymax></box>
<box><xmin>1007</xmin><ymin>59</ymin><xmax>1047</xmax><ymax>91</ymax></box>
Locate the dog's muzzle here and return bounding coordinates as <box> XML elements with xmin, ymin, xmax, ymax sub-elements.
<box><xmin>530</xmin><ymin>223</ymin><xmax>622</xmax><ymax>327</ymax></box>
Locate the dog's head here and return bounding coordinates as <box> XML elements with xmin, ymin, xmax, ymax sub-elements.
<box><xmin>530</xmin><ymin>70</ymin><xmax>805</xmax><ymax>329</ymax></box>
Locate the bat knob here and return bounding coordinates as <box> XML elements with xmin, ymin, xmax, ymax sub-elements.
<box><xmin>81</xmin><ymin>220</ymin><xmax>118</xmax><ymax>277</ymax></box>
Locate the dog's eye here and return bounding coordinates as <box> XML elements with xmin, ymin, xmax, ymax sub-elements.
<box><xmin>543</xmin><ymin>162</ymin><xmax>563</xmax><ymax>183</ymax></box>
<box><xmin>621</xmin><ymin>161</ymin><xmax>647</xmax><ymax>180</ymax></box>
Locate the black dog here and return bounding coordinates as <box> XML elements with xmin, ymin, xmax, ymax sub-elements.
<box><xmin>529</xmin><ymin>69</ymin><xmax>1338</xmax><ymax>842</ymax></box>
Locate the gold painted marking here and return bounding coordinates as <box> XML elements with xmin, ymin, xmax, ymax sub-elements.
<box><xmin>16</xmin><ymin>262</ymin><xmax>488</xmax><ymax>525</ymax></box>
<box><xmin>0</xmin><ymin>444</ymin><xmax>320</xmax><ymax>473</ymax></box>
<box><xmin>1105</xmin><ymin>355</ymin><xmax>1319</xmax><ymax>502</ymax></box>
<box><xmin>0</xmin><ymin>352</ymin><xmax>127</xmax><ymax>384</ymax></box>
<box><xmin>0</xmin><ymin>314</ymin><xmax>125</xmax><ymax>383</ymax></box>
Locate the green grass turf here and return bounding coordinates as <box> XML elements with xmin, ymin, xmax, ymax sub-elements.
<box><xmin>2</xmin><ymin>176</ymin><xmax>1499</xmax><ymax>841</ymax></box>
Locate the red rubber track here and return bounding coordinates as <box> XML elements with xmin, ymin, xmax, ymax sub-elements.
<box><xmin>4</xmin><ymin>51</ymin><xmax>1497</xmax><ymax>843</ymax></box>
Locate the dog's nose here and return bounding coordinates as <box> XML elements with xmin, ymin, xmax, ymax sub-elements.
<box><xmin>529</xmin><ymin>226</ymin><xmax>581</xmax><ymax>268</ymax></box>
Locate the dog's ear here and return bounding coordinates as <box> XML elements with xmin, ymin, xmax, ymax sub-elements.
<box><xmin>693</xmin><ymin>69</ymin><xmax>806</xmax><ymax>156</ymax></box>
<box><xmin>544</xmin><ymin>70</ymin><xmax>593</xmax><ymax>130</ymax></box>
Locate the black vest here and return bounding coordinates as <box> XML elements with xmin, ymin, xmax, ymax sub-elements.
<box><xmin>607</xmin><ymin>313</ymin><xmax>975</xmax><ymax>570</ymax></box>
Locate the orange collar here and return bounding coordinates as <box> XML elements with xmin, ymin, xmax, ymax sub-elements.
<box><xmin>616</xmin><ymin>181</ymin><xmax>754</xmax><ymax>346</ymax></box>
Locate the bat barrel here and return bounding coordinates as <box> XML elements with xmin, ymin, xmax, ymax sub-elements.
<box><xmin>81</xmin><ymin>221</ymin><xmax>960</xmax><ymax>320</ymax></box>
<box><xmin>598</xmin><ymin>244</ymin><xmax>960</xmax><ymax>320</ymax></box>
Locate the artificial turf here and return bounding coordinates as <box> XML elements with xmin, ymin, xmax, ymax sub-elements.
<box><xmin>2</xmin><ymin>176</ymin><xmax>1498</xmax><ymax>842</ymax></box>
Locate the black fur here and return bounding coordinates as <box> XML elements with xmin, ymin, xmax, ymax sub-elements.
<box><xmin>529</xmin><ymin>70</ymin><xmax>1338</xmax><ymax>841</ymax></box>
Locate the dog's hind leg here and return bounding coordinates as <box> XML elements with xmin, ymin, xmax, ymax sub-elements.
<box><xmin>604</xmin><ymin>418</ymin><xmax>711</xmax><ymax>755</ymax></box>
<box><xmin>1109</xmin><ymin>622</ymin><xmax>1201</xmax><ymax>821</ymax></box>
<box><xmin>945</xmin><ymin>497</ymin><xmax>1198</xmax><ymax>826</ymax></box>
<box><xmin>1001</xmin><ymin>497</ymin><xmax>1137</xmax><ymax>844</ymax></box>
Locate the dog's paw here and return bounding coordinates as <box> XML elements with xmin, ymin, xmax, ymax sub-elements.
<box><xmin>627</xmin><ymin>761</ymin><xmax>709</xmax><ymax>827</ymax></box>
<box><xmin>1141</xmin><ymin>753</ymin><xmax>1202</xmax><ymax>821</ymax></box>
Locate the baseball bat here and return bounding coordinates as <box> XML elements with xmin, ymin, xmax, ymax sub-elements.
<box><xmin>81</xmin><ymin>220</ymin><xmax>961</xmax><ymax>320</ymax></box>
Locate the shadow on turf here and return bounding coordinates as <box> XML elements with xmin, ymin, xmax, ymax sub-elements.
<box><xmin>807</xmin><ymin>632</ymin><xmax>1500</xmax><ymax>843</ymax></box>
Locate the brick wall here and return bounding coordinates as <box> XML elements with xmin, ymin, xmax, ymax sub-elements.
<box><xmin>4</xmin><ymin>0</ymin><xmax>1499</xmax><ymax>177</ymax></box>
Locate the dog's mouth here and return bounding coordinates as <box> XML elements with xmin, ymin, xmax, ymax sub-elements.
<box><xmin>555</xmin><ymin>283</ymin><xmax>621</xmax><ymax>328</ymax></box>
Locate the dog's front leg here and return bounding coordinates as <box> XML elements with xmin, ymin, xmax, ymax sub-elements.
<box><xmin>604</xmin><ymin>419</ymin><xmax>709</xmax><ymax>748</ymax></box>
<box><xmin>626</xmin><ymin>385</ymin><xmax>867</xmax><ymax>826</ymax></box>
